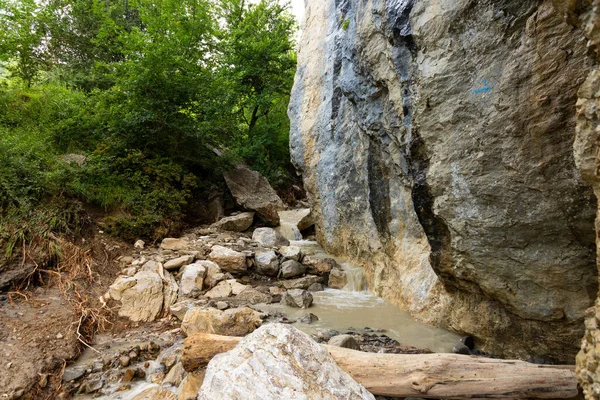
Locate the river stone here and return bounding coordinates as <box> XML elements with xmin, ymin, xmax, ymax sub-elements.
<box><xmin>160</xmin><ymin>238</ymin><xmax>189</xmax><ymax>251</ymax></box>
<box><xmin>162</xmin><ymin>361</ymin><xmax>186</xmax><ymax>387</ymax></box>
<box><xmin>224</xmin><ymin>166</ymin><xmax>285</xmax><ymax>226</ymax></box>
<box><xmin>281</xmin><ymin>276</ymin><xmax>323</xmax><ymax>290</ymax></box>
<box><xmin>328</xmin><ymin>334</ymin><xmax>361</xmax><ymax>351</ymax></box>
<box><xmin>198</xmin><ymin>324</ymin><xmax>374</xmax><ymax>400</ymax></box>
<box><xmin>164</xmin><ymin>255</ymin><xmax>195</xmax><ymax>271</ymax></box>
<box><xmin>204</xmin><ymin>279</ymin><xmax>246</xmax><ymax>299</ymax></box>
<box><xmin>254</xmin><ymin>250</ymin><xmax>280</xmax><ymax>276</ymax></box>
<box><xmin>282</xmin><ymin>289</ymin><xmax>313</xmax><ymax>308</ymax></box>
<box><xmin>117</xmin><ymin>270</ymin><xmax>165</xmax><ymax>322</ymax></box>
<box><xmin>197</xmin><ymin>260</ymin><xmax>223</xmax><ymax>289</ymax></box>
<box><xmin>178</xmin><ymin>264</ymin><xmax>206</xmax><ymax>298</ymax></box>
<box><xmin>328</xmin><ymin>268</ymin><xmax>347</xmax><ymax>289</ymax></box>
<box><xmin>303</xmin><ymin>256</ymin><xmax>338</xmax><ymax>275</ymax></box>
<box><xmin>211</xmin><ymin>212</ymin><xmax>255</xmax><ymax>232</ymax></box>
<box><xmin>208</xmin><ymin>245</ymin><xmax>246</xmax><ymax>274</ymax></box>
<box><xmin>307</xmin><ymin>283</ymin><xmax>326</xmax><ymax>292</ymax></box>
<box><xmin>181</xmin><ymin>306</ymin><xmax>263</xmax><ymax>337</ymax></box>
<box><xmin>252</xmin><ymin>227</ymin><xmax>290</xmax><ymax>247</ymax></box>
<box><xmin>280</xmin><ymin>260</ymin><xmax>306</xmax><ymax>279</ymax></box>
<box><xmin>236</xmin><ymin>287</ymin><xmax>271</xmax><ymax>305</ymax></box>
<box><xmin>132</xmin><ymin>386</ymin><xmax>177</xmax><ymax>400</ymax></box>
<box><xmin>278</xmin><ymin>208</ymin><xmax>314</xmax><ymax>231</ymax></box>
<box><xmin>280</xmin><ymin>246</ymin><xmax>302</xmax><ymax>262</ymax></box>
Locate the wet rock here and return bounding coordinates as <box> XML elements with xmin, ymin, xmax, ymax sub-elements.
<box><xmin>181</xmin><ymin>306</ymin><xmax>263</xmax><ymax>336</ymax></box>
<box><xmin>281</xmin><ymin>275</ymin><xmax>323</xmax><ymax>290</ymax></box>
<box><xmin>329</xmin><ymin>334</ymin><xmax>361</xmax><ymax>351</ymax></box>
<box><xmin>252</xmin><ymin>227</ymin><xmax>290</xmax><ymax>247</ymax></box>
<box><xmin>224</xmin><ymin>166</ymin><xmax>285</xmax><ymax>226</ymax></box>
<box><xmin>280</xmin><ymin>260</ymin><xmax>306</xmax><ymax>279</ymax></box>
<box><xmin>178</xmin><ymin>264</ymin><xmax>206</xmax><ymax>298</ymax></box>
<box><xmin>279</xmin><ymin>246</ymin><xmax>302</xmax><ymax>262</ymax></box>
<box><xmin>235</xmin><ymin>287</ymin><xmax>271</xmax><ymax>305</ymax></box>
<box><xmin>328</xmin><ymin>268</ymin><xmax>347</xmax><ymax>289</ymax></box>
<box><xmin>452</xmin><ymin>343</ymin><xmax>471</xmax><ymax>355</ymax></box>
<box><xmin>121</xmin><ymin>369</ymin><xmax>135</xmax><ymax>382</ymax></box>
<box><xmin>304</xmin><ymin>256</ymin><xmax>338</xmax><ymax>275</ymax></box>
<box><xmin>81</xmin><ymin>377</ymin><xmax>104</xmax><ymax>394</ymax></box>
<box><xmin>164</xmin><ymin>255</ymin><xmax>195</xmax><ymax>271</ymax></box>
<box><xmin>211</xmin><ymin>212</ymin><xmax>255</xmax><ymax>232</ymax></box>
<box><xmin>307</xmin><ymin>283</ymin><xmax>325</xmax><ymax>292</ymax></box>
<box><xmin>160</xmin><ymin>238</ymin><xmax>189</xmax><ymax>251</ymax></box>
<box><xmin>163</xmin><ymin>361</ymin><xmax>186</xmax><ymax>387</ymax></box>
<box><xmin>254</xmin><ymin>250</ymin><xmax>280</xmax><ymax>277</ymax></box>
<box><xmin>132</xmin><ymin>386</ymin><xmax>177</xmax><ymax>400</ymax></box>
<box><xmin>170</xmin><ymin>299</ymin><xmax>208</xmax><ymax>321</ymax></box>
<box><xmin>208</xmin><ymin>246</ymin><xmax>246</xmax><ymax>274</ymax></box>
<box><xmin>299</xmin><ymin>313</ymin><xmax>319</xmax><ymax>324</ymax></box>
<box><xmin>282</xmin><ymin>289</ymin><xmax>313</xmax><ymax>308</ymax></box>
<box><xmin>62</xmin><ymin>365</ymin><xmax>87</xmax><ymax>382</ymax></box>
<box><xmin>198</xmin><ymin>324</ymin><xmax>374</xmax><ymax>399</ymax></box>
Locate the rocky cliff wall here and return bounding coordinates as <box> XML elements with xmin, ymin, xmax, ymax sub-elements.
<box><xmin>289</xmin><ymin>0</ymin><xmax>598</xmax><ymax>361</ymax></box>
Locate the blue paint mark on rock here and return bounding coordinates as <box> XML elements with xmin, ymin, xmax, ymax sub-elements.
<box><xmin>472</xmin><ymin>79</ymin><xmax>492</xmax><ymax>95</ymax></box>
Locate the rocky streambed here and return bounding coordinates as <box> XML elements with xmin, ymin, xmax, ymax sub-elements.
<box><xmin>59</xmin><ymin>210</ymin><xmax>469</xmax><ymax>399</ymax></box>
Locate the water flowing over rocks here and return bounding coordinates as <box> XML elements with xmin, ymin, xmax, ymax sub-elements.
<box><xmin>198</xmin><ymin>324</ymin><xmax>375</xmax><ymax>400</ymax></box>
<box><xmin>288</xmin><ymin>0</ymin><xmax>599</xmax><ymax>361</ymax></box>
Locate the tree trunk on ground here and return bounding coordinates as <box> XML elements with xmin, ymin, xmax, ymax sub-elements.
<box><xmin>181</xmin><ymin>333</ymin><xmax>578</xmax><ymax>399</ymax></box>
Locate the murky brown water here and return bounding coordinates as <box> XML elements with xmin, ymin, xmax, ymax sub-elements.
<box><xmin>257</xmin><ymin>240</ymin><xmax>460</xmax><ymax>353</ymax></box>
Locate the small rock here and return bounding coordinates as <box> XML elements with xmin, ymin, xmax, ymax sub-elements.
<box><xmin>282</xmin><ymin>289</ymin><xmax>313</xmax><ymax>308</ymax></box>
<box><xmin>279</xmin><ymin>246</ymin><xmax>302</xmax><ymax>261</ymax></box>
<box><xmin>62</xmin><ymin>365</ymin><xmax>87</xmax><ymax>382</ymax></box>
<box><xmin>236</xmin><ymin>287</ymin><xmax>271</xmax><ymax>305</ymax></box>
<box><xmin>328</xmin><ymin>268</ymin><xmax>347</xmax><ymax>289</ymax></box>
<box><xmin>181</xmin><ymin>306</ymin><xmax>263</xmax><ymax>336</ymax></box>
<box><xmin>121</xmin><ymin>369</ymin><xmax>135</xmax><ymax>382</ymax></box>
<box><xmin>163</xmin><ymin>361</ymin><xmax>186</xmax><ymax>387</ymax></box>
<box><xmin>254</xmin><ymin>250</ymin><xmax>280</xmax><ymax>277</ymax></box>
<box><xmin>328</xmin><ymin>334</ymin><xmax>361</xmax><ymax>350</ymax></box>
<box><xmin>216</xmin><ymin>301</ymin><xmax>229</xmax><ymax>310</ymax></box>
<box><xmin>197</xmin><ymin>260</ymin><xmax>222</xmax><ymax>289</ymax></box>
<box><xmin>299</xmin><ymin>313</ymin><xmax>319</xmax><ymax>324</ymax></box>
<box><xmin>304</xmin><ymin>256</ymin><xmax>339</xmax><ymax>275</ymax></box>
<box><xmin>269</xmin><ymin>286</ymin><xmax>286</xmax><ymax>296</ymax></box>
<box><xmin>281</xmin><ymin>275</ymin><xmax>323</xmax><ymax>290</ymax></box>
<box><xmin>280</xmin><ymin>260</ymin><xmax>306</xmax><ymax>279</ymax></box>
<box><xmin>38</xmin><ymin>374</ymin><xmax>48</xmax><ymax>388</ymax></box>
<box><xmin>83</xmin><ymin>378</ymin><xmax>104</xmax><ymax>393</ymax></box>
<box><xmin>208</xmin><ymin>245</ymin><xmax>247</xmax><ymax>274</ymax></box>
<box><xmin>56</xmin><ymin>333</ymin><xmax>64</xmax><ymax>339</ymax></box>
<box><xmin>164</xmin><ymin>255</ymin><xmax>195</xmax><ymax>271</ymax></box>
<box><xmin>252</xmin><ymin>227</ymin><xmax>290</xmax><ymax>247</ymax></box>
<box><xmin>307</xmin><ymin>283</ymin><xmax>326</xmax><ymax>292</ymax></box>
<box><xmin>120</xmin><ymin>355</ymin><xmax>131</xmax><ymax>367</ymax></box>
<box><xmin>160</xmin><ymin>238</ymin><xmax>189</xmax><ymax>251</ymax></box>
<box><xmin>178</xmin><ymin>264</ymin><xmax>206</xmax><ymax>298</ymax></box>
<box><xmin>211</xmin><ymin>212</ymin><xmax>255</xmax><ymax>232</ymax></box>
<box><xmin>134</xmin><ymin>239</ymin><xmax>145</xmax><ymax>249</ymax></box>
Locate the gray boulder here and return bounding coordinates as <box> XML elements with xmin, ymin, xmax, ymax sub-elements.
<box><xmin>328</xmin><ymin>334</ymin><xmax>361</xmax><ymax>351</ymax></box>
<box><xmin>280</xmin><ymin>260</ymin><xmax>306</xmax><ymax>279</ymax></box>
<box><xmin>252</xmin><ymin>227</ymin><xmax>290</xmax><ymax>247</ymax></box>
<box><xmin>208</xmin><ymin>245</ymin><xmax>247</xmax><ymax>274</ymax></box>
<box><xmin>224</xmin><ymin>166</ymin><xmax>285</xmax><ymax>226</ymax></box>
<box><xmin>254</xmin><ymin>250</ymin><xmax>280</xmax><ymax>276</ymax></box>
<box><xmin>211</xmin><ymin>212</ymin><xmax>255</xmax><ymax>232</ymax></box>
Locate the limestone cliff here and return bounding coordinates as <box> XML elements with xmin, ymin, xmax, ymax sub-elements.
<box><xmin>289</xmin><ymin>0</ymin><xmax>598</xmax><ymax>361</ymax></box>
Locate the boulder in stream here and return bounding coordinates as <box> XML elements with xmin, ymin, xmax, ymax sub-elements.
<box><xmin>254</xmin><ymin>249</ymin><xmax>280</xmax><ymax>276</ymax></box>
<box><xmin>328</xmin><ymin>268</ymin><xmax>347</xmax><ymax>289</ymax></box>
<box><xmin>280</xmin><ymin>260</ymin><xmax>306</xmax><ymax>279</ymax></box>
<box><xmin>181</xmin><ymin>306</ymin><xmax>263</xmax><ymax>336</ymax></box>
<box><xmin>208</xmin><ymin>245</ymin><xmax>247</xmax><ymax>274</ymax></box>
<box><xmin>198</xmin><ymin>323</ymin><xmax>374</xmax><ymax>400</ymax></box>
<box><xmin>282</xmin><ymin>289</ymin><xmax>313</xmax><ymax>308</ymax></box>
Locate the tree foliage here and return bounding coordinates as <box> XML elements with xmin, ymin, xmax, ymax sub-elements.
<box><xmin>0</xmin><ymin>0</ymin><xmax>297</xmax><ymax>241</ymax></box>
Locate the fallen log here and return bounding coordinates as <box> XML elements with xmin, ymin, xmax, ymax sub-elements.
<box><xmin>182</xmin><ymin>333</ymin><xmax>578</xmax><ymax>399</ymax></box>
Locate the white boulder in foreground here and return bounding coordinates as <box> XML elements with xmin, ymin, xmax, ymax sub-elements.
<box><xmin>198</xmin><ymin>323</ymin><xmax>375</xmax><ymax>400</ymax></box>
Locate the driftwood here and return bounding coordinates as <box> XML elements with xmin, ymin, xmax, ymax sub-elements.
<box><xmin>182</xmin><ymin>333</ymin><xmax>578</xmax><ymax>399</ymax></box>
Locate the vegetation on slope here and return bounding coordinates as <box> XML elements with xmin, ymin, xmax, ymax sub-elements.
<box><xmin>0</xmin><ymin>0</ymin><xmax>297</xmax><ymax>253</ymax></box>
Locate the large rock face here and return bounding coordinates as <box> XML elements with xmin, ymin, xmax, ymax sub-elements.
<box><xmin>289</xmin><ymin>0</ymin><xmax>598</xmax><ymax>361</ymax></box>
